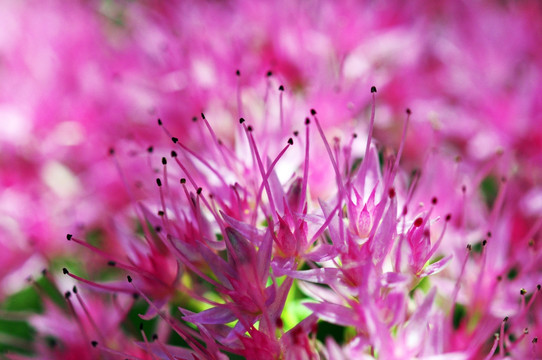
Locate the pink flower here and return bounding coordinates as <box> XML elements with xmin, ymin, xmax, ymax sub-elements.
<box><xmin>2</xmin><ymin>0</ymin><xmax>542</xmax><ymax>358</ymax></box>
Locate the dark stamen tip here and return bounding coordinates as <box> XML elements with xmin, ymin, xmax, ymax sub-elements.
<box><xmin>236</xmin><ymin>69</ymin><xmax>240</xmax><ymax>76</ymax></box>
<box><xmin>431</xmin><ymin>197</ymin><xmax>438</xmax><ymax>205</ymax></box>
<box><xmin>107</xmin><ymin>261</ymin><xmax>116</xmax><ymax>267</ymax></box>
<box><xmin>388</xmin><ymin>188</ymin><xmax>396</xmax><ymax>198</ymax></box>
<box><xmin>201</xmin><ymin>112</ymin><xmax>205</xmax><ymax>120</ymax></box>
<box><xmin>156</xmin><ymin>178</ymin><xmax>162</xmax><ymax>187</ymax></box>
<box><xmin>279</xmin><ymin>85</ymin><xmax>284</xmax><ymax>91</ymax></box>
<box><xmin>66</xmin><ymin>234</ymin><xmax>72</xmax><ymax>241</ymax></box>
<box><xmin>147</xmin><ymin>146</ymin><xmax>154</xmax><ymax>153</ymax></box>
<box><xmin>171</xmin><ymin>137</ymin><xmax>178</xmax><ymax>143</ymax></box>
<box><xmin>197</xmin><ymin>187</ymin><xmax>203</xmax><ymax>195</ymax></box>
<box><xmin>305</xmin><ymin>117</ymin><xmax>310</xmax><ymax>125</ymax></box>
<box><xmin>266</xmin><ymin>70</ymin><xmax>273</xmax><ymax>77</ymax></box>
<box><xmin>158</xmin><ymin>210</ymin><xmax>164</xmax><ymax>216</ymax></box>
<box><xmin>180</xmin><ymin>178</ymin><xmax>186</xmax><ymax>184</ymax></box>
<box><xmin>91</xmin><ymin>340</ymin><xmax>98</xmax><ymax>348</ymax></box>
<box><xmin>533</xmin><ymin>337</ymin><xmax>538</xmax><ymax>344</ymax></box>
<box><xmin>310</xmin><ymin>109</ymin><xmax>317</xmax><ymax>116</ymax></box>
<box><xmin>247</xmin><ymin>125</ymin><xmax>253</xmax><ymax>132</ymax></box>
<box><xmin>445</xmin><ymin>214</ymin><xmax>452</xmax><ymax>221</ymax></box>
<box><xmin>537</xmin><ymin>284</ymin><xmax>541</xmax><ymax>291</ymax></box>
<box><xmin>239</xmin><ymin>118</ymin><xmax>245</xmax><ymax>124</ymax></box>
<box><xmin>157</xmin><ymin>119</ymin><xmax>162</xmax><ymax>126</ymax></box>
<box><xmin>520</xmin><ymin>288</ymin><xmax>527</xmax><ymax>295</ymax></box>
<box><xmin>370</xmin><ymin>86</ymin><xmax>377</xmax><ymax>93</ymax></box>
<box><xmin>161</xmin><ymin>157</ymin><xmax>167</xmax><ymax>165</ymax></box>
<box><xmin>192</xmin><ymin>116</ymin><xmax>198</xmax><ymax>122</ymax></box>
<box><xmin>139</xmin><ymin>323</ymin><xmax>144</xmax><ymax>331</ymax></box>
<box><xmin>406</xmin><ymin>108</ymin><xmax>412</xmax><ymax>115</ymax></box>
<box><xmin>72</xmin><ymin>286</ymin><xmax>77</xmax><ymax>294</ymax></box>
<box><xmin>64</xmin><ymin>291</ymin><xmax>71</xmax><ymax>299</ymax></box>
<box><xmin>503</xmin><ymin>316</ymin><xmax>509</xmax><ymax>322</ymax></box>
<box><xmin>353</xmin><ymin>133</ymin><xmax>358</xmax><ymax>138</ymax></box>
<box><xmin>127</xmin><ymin>275</ymin><xmax>133</xmax><ymax>283</ymax></box>
<box><xmin>482</xmin><ymin>240</ymin><xmax>487</xmax><ymax>246</ymax></box>
<box><xmin>108</xmin><ymin>148</ymin><xmax>115</xmax><ymax>156</ymax></box>
<box><xmin>171</xmin><ymin>150</ymin><xmax>177</xmax><ymax>158</ymax></box>
<box><xmin>466</xmin><ymin>244</ymin><xmax>472</xmax><ymax>251</ymax></box>
<box><xmin>152</xmin><ymin>334</ymin><xmax>158</xmax><ymax>340</ymax></box>
<box><xmin>62</xmin><ymin>268</ymin><xmax>69</xmax><ymax>275</ymax></box>
<box><xmin>293</xmin><ymin>131</ymin><xmax>299</xmax><ymax>137</ymax></box>
<box><xmin>287</xmin><ymin>138</ymin><xmax>294</xmax><ymax>145</ymax></box>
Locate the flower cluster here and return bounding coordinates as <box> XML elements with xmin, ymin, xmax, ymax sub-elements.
<box><xmin>16</xmin><ymin>83</ymin><xmax>535</xmax><ymax>359</ymax></box>
<box><xmin>1</xmin><ymin>0</ymin><xmax>542</xmax><ymax>359</ymax></box>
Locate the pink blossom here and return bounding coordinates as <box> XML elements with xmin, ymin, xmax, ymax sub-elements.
<box><xmin>1</xmin><ymin>0</ymin><xmax>542</xmax><ymax>358</ymax></box>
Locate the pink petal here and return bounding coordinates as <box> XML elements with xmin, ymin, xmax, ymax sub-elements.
<box><xmin>303</xmin><ymin>302</ymin><xmax>358</xmax><ymax>327</ymax></box>
<box><xmin>273</xmin><ymin>266</ymin><xmax>339</xmax><ymax>284</ymax></box>
<box><xmin>419</xmin><ymin>255</ymin><xmax>453</xmax><ymax>277</ymax></box>
<box><xmin>180</xmin><ymin>307</ymin><xmax>236</xmax><ymax>325</ymax></box>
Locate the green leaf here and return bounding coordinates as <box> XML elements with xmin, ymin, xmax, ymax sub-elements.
<box><xmin>480</xmin><ymin>176</ymin><xmax>498</xmax><ymax>209</ymax></box>
<box><xmin>2</xmin><ymin>286</ymin><xmax>42</xmax><ymax>313</ymax></box>
<box><xmin>452</xmin><ymin>303</ymin><xmax>467</xmax><ymax>329</ymax></box>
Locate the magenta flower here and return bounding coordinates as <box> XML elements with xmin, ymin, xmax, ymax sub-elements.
<box><xmin>39</xmin><ymin>81</ymin><xmax>536</xmax><ymax>359</ymax></box>
<box><xmin>1</xmin><ymin>0</ymin><xmax>542</xmax><ymax>359</ymax></box>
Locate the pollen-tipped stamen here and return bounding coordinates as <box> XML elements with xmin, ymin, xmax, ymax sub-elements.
<box><xmin>65</xmin><ymin>271</ymin><xmax>134</xmax><ymax>294</ymax></box>
<box><xmin>64</xmin><ymin>291</ymin><xmax>91</xmax><ymax>348</ymax></box>
<box><xmin>200</xmin><ymin>113</ymin><xmax>234</xmax><ymax>168</ymax></box>
<box><xmin>65</xmin><ymin>235</ymin><xmax>171</xmax><ymax>288</ymax></box>
<box><xmin>482</xmin><ymin>334</ymin><xmax>499</xmax><ymax>360</ymax></box>
<box><xmin>243</xmin><ymin>123</ymin><xmax>279</xmax><ymax>224</ymax></box>
<box><xmin>500</xmin><ymin>317</ymin><xmax>508</xmax><ymax>356</ymax></box>
<box><xmin>91</xmin><ymin>341</ymin><xmax>145</xmax><ymax>360</ymax></box>
<box><xmin>251</xmin><ymin>141</ymin><xmax>292</xmax><ymax>226</ymax></box>
<box><xmin>279</xmin><ymin>84</ymin><xmax>285</xmax><ymax>128</ymax></box>
<box><xmin>451</xmin><ymin>244</ymin><xmax>472</xmax><ymax>309</ymax></box>
<box><xmin>73</xmin><ymin>286</ymin><xmax>107</xmax><ymax>345</ymax></box>
<box><xmin>139</xmin><ymin>323</ymin><xmax>159</xmax><ymax>360</ymax></box>
<box><xmin>364</xmin><ymin>86</ymin><xmax>377</xmax><ymax>159</ymax></box>
<box><xmin>300</xmin><ymin>119</ymin><xmax>311</xmax><ymax>216</ymax></box>
<box><xmin>128</xmin><ymin>277</ymin><xmax>210</xmax><ymax>358</ymax></box>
